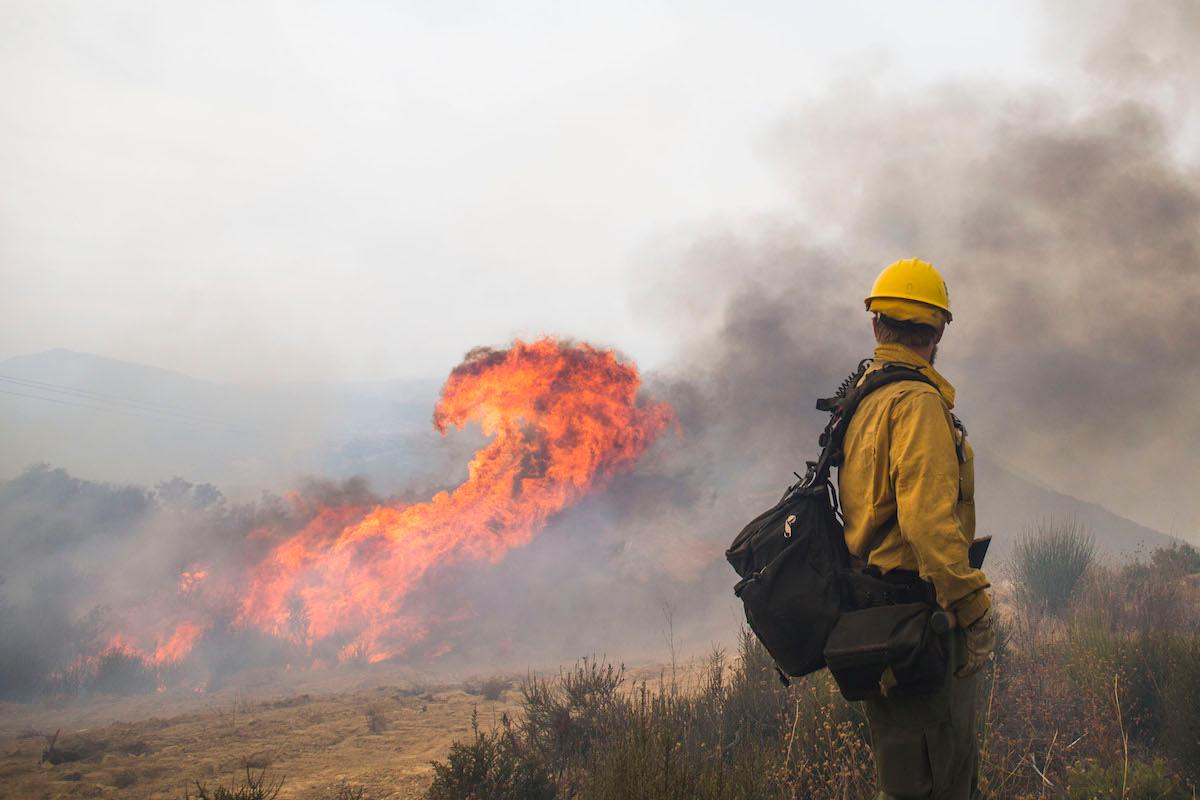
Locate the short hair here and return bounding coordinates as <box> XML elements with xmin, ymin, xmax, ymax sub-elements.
<box><xmin>874</xmin><ymin>314</ymin><xmax>940</xmax><ymax>348</ymax></box>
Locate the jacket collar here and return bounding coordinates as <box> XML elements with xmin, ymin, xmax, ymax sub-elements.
<box><xmin>872</xmin><ymin>342</ymin><xmax>956</xmax><ymax>408</ymax></box>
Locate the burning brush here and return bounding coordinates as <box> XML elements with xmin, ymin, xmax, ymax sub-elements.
<box><xmin>96</xmin><ymin>338</ymin><xmax>673</xmax><ymax>682</ymax></box>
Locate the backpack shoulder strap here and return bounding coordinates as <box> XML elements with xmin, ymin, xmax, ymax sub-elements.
<box><xmin>808</xmin><ymin>362</ymin><xmax>936</xmax><ymax>484</ymax></box>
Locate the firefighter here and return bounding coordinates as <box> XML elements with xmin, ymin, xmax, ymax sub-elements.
<box><xmin>839</xmin><ymin>258</ymin><xmax>995</xmax><ymax>800</ymax></box>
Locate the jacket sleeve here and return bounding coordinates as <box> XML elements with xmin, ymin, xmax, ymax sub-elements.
<box><xmin>888</xmin><ymin>388</ymin><xmax>991</xmax><ymax>626</ymax></box>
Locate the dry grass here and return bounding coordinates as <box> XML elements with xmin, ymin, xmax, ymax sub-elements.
<box><xmin>0</xmin><ymin>679</ymin><xmax>515</xmax><ymax>799</ymax></box>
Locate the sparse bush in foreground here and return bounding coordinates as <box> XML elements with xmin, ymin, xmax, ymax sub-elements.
<box><xmin>1160</xmin><ymin>635</ymin><xmax>1200</xmax><ymax>782</ymax></box>
<box><xmin>316</xmin><ymin>780</ymin><xmax>367</xmax><ymax>800</ymax></box>
<box><xmin>430</xmin><ymin>634</ymin><xmax>873</xmax><ymax>800</ymax></box>
<box><xmin>573</xmin><ymin>641</ymin><xmax>786</xmax><ymax>800</ymax></box>
<box><xmin>184</xmin><ymin>768</ymin><xmax>284</xmax><ymax>800</ymax></box>
<box><xmin>426</xmin><ymin>536</ymin><xmax>1200</xmax><ymax>800</ymax></box>
<box><xmin>1010</xmin><ymin>518</ymin><xmax>1095</xmax><ymax>615</ymax></box>
<box><xmin>426</xmin><ymin>710</ymin><xmax>554</xmax><ymax>800</ymax></box>
<box><xmin>522</xmin><ymin>656</ymin><xmax>624</xmax><ymax>781</ymax></box>
<box><xmin>1066</xmin><ymin>757</ymin><xmax>1190</xmax><ymax>800</ymax></box>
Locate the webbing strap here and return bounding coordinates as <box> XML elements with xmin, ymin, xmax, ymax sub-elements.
<box><xmin>809</xmin><ymin>363</ymin><xmax>936</xmax><ymax>486</ymax></box>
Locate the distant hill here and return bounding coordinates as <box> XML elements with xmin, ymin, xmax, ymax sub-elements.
<box><xmin>0</xmin><ymin>349</ymin><xmax>1180</xmax><ymax>563</ymax></box>
<box><xmin>0</xmin><ymin>348</ymin><xmax>457</xmax><ymax>495</ymax></box>
<box><xmin>973</xmin><ymin>456</ymin><xmax>1177</xmax><ymax>565</ymax></box>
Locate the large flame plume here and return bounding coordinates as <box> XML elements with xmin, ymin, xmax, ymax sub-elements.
<box><xmin>107</xmin><ymin>338</ymin><xmax>673</xmax><ymax>671</ymax></box>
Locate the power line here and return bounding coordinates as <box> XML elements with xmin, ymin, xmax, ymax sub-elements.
<box><xmin>0</xmin><ymin>374</ymin><xmax>231</xmax><ymax>422</ymax></box>
<box><xmin>0</xmin><ymin>379</ymin><xmax>248</xmax><ymax>432</ymax></box>
<box><xmin>0</xmin><ymin>387</ymin><xmax>170</xmax><ymax>421</ymax></box>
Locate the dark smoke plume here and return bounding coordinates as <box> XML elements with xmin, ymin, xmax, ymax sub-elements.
<box><xmin>634</xmin><ymin>0</ymin><xmax>1200</xmax><ymax>542</ymax></box>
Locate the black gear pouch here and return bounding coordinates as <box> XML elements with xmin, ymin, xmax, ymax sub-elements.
<box><xmin>823</xmin><ymin>602</ymin><xmax>946</xmax><ymax>701</ymax></box>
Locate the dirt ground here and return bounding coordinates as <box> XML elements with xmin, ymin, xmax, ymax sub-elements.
<box><xmin>0</xmin><ymin>663</ymin><xmax>528</xmax><ymax>800</ymax></box>
<box><xmin>0</xmin><ymin>658</ymin><xmax>681</xmax><ymax>800</ymax></box>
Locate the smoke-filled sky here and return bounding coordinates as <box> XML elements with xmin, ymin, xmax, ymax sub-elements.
<box><xmin>0</xmin><ymin>0</ymin><xmax>1043</xmax><ymax>381</ymax></box>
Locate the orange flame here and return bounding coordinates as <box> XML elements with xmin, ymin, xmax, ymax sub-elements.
<box><xmin>153</xmin><ymin>622</ymin><xmax>207</xmax><ymax>665</ymax></box>
<box><xmin>178</xmin><ymin>569</ymin><xmax>209</xmax><ymax>593</ymax></box>
<box><xmin>209</xmin><ymin>338</ymin><xmax>675</xmax><ymax>662</ymax></box>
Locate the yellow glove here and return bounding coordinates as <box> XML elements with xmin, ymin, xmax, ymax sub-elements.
<box><xmin>955</xmin><ymin>605</ymin><xmax>996</xmax><ymax>678</ymax></box>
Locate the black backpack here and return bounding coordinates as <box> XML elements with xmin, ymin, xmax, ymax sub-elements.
<box><xmin>725</xmin><ymin>361</ymin><xmax>936</xmax><ymax>680</ymax></box>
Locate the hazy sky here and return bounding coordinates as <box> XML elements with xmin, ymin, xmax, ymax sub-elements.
<box><xmin>1</xmin><ymin>1</ymin><xmax>1043</xmax><ymax>383</ymax></box>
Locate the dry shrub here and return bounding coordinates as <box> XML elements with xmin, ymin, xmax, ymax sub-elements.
<box><xmin>117</xmin><ymin>738</ymin><xmax>151</xmax><ymax>755</ymax></box>
<box><xmin>431</xmin><ymin>633</ymin><xmax>875</xmax><ymax>800</ymax></box>
<box><xmin>521</xmin><ymin>656</ymin><xmax>623</xmax><ymax>781</ymax></box>
<box><xmin>40</xmin><ymin>729</ymin><xmax>109</xmax><ymax>765</ymax></box>
<box><xmin>364</xmin><ymin>704</ymin><xmax>387</xmax><ymax>734</ymax></box>
<box><xmin>427</xmin><ymin>710</ymin><xmax>554</xmax><ymax>800</ymax></box>
<box><xmin>90</xmin><ymin>647</ymin><xmax>158</xmax><ymax>695</ymax></box>
<box><xmin>774</xmin><ymin>673</ymin><xmax>875</xmax><ymax>798</ymax></box>
<box><xmin>240</xmin><ymin>751</ymin><xmax>273</xmax><ymax>769</ymax></box>
<box><xmin>269</xmin><ymin>693</ymin><xmax>311</xmax><ymax>709</ymax></box>
<box><xmin>112</xmin><ymin>768</ymin><xmax>138</xmax><ymax>788</ymax></box>
<box><xmin>480</xmin><ymin>677</ymin><xmax>512</xmax><ymax>701</ymax></box>
<box><xmin>425</xmin><ymin>540</ymin><xmax>1200</xmax><ymax>800</ymax></box>
<box><xmin>1158</xmin><ymin>636</ymin><xmax>1200</xmax><ymax>782</ymax></box>
<box><xmin>184</xmin><ymin>768</ymin><xmax>284</xmax><ymax>800</ymax></box>
<box><xmin>317</xmin><ymin>780</ymin><xmax>368</xmax><ymax>800</ymax></box>
<box><xmin>1066</xmin><ymin>757</ymin><xmax>1191</xmax><ymax>799</ymax></box>
<box><xmin>990</xmin><ymin>540</ymin><xmax>1200</xmax><ymax>796</ymax></box>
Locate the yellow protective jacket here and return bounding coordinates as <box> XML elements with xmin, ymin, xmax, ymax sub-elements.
<box><xmin>839</xmin><ymin>342</ymin><xmax>991</xmax><ymax>627</ymax></box>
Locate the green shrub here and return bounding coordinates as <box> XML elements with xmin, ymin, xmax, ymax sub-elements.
<box><xmin>722</xmin><ymin>628</ymin><xmax>791</xmax><ymax>743</ymax></box>
<box><xmin>575</xmin><ymin>681</ymin><xmax>784</xmax><ymax>800</ymax></box>
<box><xmin>1011</xmin><ymin>518</ymin><xmax>1095</xmax><ymax>615</ymax></box>
<box><xmin>1066</xmin><ymin>553</ymin><xmax>1200</xmax><ymax>772</ymax></box>
<box><xmin>569</xmin><ymin>633</ymin><xmax>788</xmax><ymax>800</ymax></box>
<box><xmin>1149</xmin><ymin>542</ymin><xmax>1200</xmax><ymax>579</ymax></box>
<box><xmin>1067</xmin><ymin>757</ymin><xmax>1190</xmax><ymax>799</ymax></box>
<box><xmin>521</xmin><ymin>657</ymin><xmax>623</xmax><ymax>778</ymax></box>
<box><xmin>1063</xmin><ymin>619</ymin><xmax>1178</xmax><ymax>747</ymax></box>
<box><xmin>1100</xmin><ymin>553</ymin><xmax>1194</xmax><ymax>634</ymax></box>
<box><xmin>426</xmin><ymin>710</ymin><xmax>554</xmax><ymax>800</ymax></box>
<box><xmin>1160</xmin><ymin>635</ymin><xmax>1200</xmax><ymax>781</ymax></box>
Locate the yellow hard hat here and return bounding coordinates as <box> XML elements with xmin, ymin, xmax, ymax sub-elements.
<box><xmin>864</xmin><ymin>258</ymin><xmax>952</xmax><ymax>325</ymax></box>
